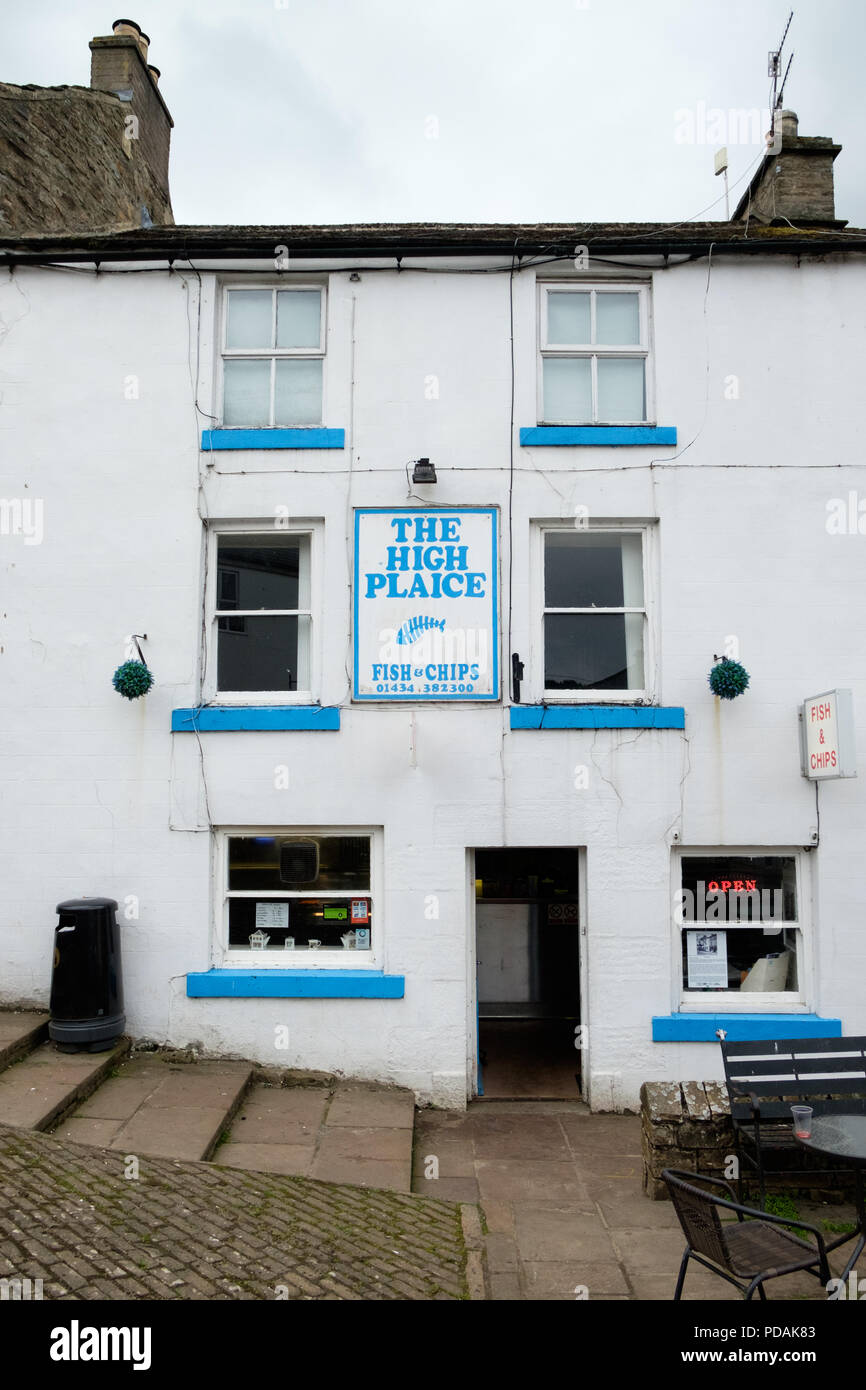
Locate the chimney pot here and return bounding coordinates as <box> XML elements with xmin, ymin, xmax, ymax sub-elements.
<box><xmin>779</xmin><ymin>109</ymin><xmax>799</xmax><ymax>141</ymax></box>
<box><xmin>112</xmin><ymin>18</ymin><xmax>149</xmax><ymax>62</ymax></box>
<box><xmin>147</xmin><ymin>65</ymin><xmax>160</xmax><ymax>85</ymax></box>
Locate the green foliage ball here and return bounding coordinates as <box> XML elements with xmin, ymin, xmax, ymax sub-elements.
<box><xmin>112</xmin><ymin>660</ymin><xmax>154</xmax><ymax>700</ymax></box>
<box><xmin>708</xmin><ymin>658</ymin><xmax>750</xmax><ymax>700</ymax></box>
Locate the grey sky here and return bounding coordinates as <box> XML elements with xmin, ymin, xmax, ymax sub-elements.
<box><xmin>5</xmin><ymin>0</ymin><xmax>865</xmax><ymax>226</ymax></box>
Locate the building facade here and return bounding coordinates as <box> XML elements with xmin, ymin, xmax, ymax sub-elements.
<box><xmin>2</xmin><ymin>79</ymin><xmax>865</xmax><ymax>1109</ymax></box>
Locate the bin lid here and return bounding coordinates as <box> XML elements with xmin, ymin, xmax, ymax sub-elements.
<box><xmin>56</xmin><ymin>897</ymin><xmax>119</xmax><ymax>912</ymax></box>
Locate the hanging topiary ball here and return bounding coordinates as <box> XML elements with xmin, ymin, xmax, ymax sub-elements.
<box><xmin>708</xmin><ymin>657</ymin><xmax>750</xmax><ymax>700</ymax></box>
<box><xmin>112</xmin><ymin>660</ymin><xmax>154</xmax><ymax>700</ymax></box>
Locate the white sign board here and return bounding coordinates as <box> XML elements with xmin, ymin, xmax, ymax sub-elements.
<box><xmin>686</xmin><ymin>929</ymin><xmax>728</xmax><ymax>989</ymax></box>
<box><xmin>353</xmin><ymin>508</ymin><xmax>499</xmax><ymax>700</ymax></box>
<box><xmin>255</xmin><ymin>902</ymin><xmax>289</xmax><ymax>929</ymax></box>
<box><xmin>801</xmin><ymin>689</ymin><xmax>857</xmax><ymax>779</ymax></box>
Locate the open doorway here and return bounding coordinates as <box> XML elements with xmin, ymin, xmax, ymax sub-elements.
<box><xmin>473</xmin><ymin>847</ymin><xmax>582</xmax><ymax>1099</ymax></box>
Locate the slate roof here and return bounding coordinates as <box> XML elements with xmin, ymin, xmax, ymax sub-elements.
<box><xmin>1</xmin><ymin>220</ymin><xmax>865</xmax><ymax>262</ymax></box>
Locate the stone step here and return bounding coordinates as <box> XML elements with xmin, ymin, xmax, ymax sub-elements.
<box><xmin>0</xmin><ymin>1037</ymin><xmax>130</xmax><ymax>1130</ymax></box>
<box><xmin>214</xmin><ymin>1078</ymin><xmax>416</xmax><ymax>1193</ymax></box>
<box><xmin>0</xmin><ymin>1010</ymin><xmax>50</xmax><ymax>1072</ymax></box>
<box><xmin>53</xmin><ymin>1055</ymin><xmax>254</xmax><ymax>1162</ymax></box>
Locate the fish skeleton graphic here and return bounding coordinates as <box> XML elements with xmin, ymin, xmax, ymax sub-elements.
<box><xmin>395</xmin><ymin>615</ymin><xmax>447</xmax><ymax>645</ymax></box>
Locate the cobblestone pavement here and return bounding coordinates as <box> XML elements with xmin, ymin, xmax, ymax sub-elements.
<box><xmin>0</xmin><ymin>1122</ymin><xmax>469</xmax><ymax>1301</ymax></box>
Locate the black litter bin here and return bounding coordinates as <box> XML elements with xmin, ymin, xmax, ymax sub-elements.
<box><xmin>49</xmin><ymin>897</ymin><xmax>125</xmax><ymax>1052</ymax></box>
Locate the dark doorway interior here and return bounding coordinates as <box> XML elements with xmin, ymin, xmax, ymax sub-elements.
<box><xmin>475</xmin><ymin>848</ymin><xmax>581</xmax><ymax>1099</ymax></box>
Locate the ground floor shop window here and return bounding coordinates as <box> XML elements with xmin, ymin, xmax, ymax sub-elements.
<box><xmin>675</xmin><ymin>852</ymin><xmax>805</xmax><ymax>1004</ymax></box>
<box><xmin>219</xmin><ymin>830</ymin><xmax>376</xmax><ymax>961</ymax></box>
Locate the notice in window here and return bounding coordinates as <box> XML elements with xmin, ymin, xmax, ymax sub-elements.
<box><xmin>353</xmin><ymin>508</ymin><xmax>499</xmax><ymax>700</ymax></box>
<box><xmin>255</xmin><ymin>902</ymin><xmax>289</xmax><ymax>929</ymax></box>
<box><xmin>686</xmin><ymin>929</ymin><xmax>728</xmax><ymax>989</ymax></box>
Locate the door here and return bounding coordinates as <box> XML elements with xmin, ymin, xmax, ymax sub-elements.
<box><xmin>473</xmin><ymin>847</ymin><xmax>582</xmax><ymax>1099</ymax></box>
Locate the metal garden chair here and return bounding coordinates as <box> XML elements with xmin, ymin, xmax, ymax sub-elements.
<box><xmin>662</xmin><ymin>1168</ymin><xmax>832</xmax><ymax>1300</ymax></box>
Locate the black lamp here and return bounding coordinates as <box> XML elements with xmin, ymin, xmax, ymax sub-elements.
<box><xmin>412</xmin><ymin>457</ymin><xmax>437</xmax><ymax>484</ymax></box>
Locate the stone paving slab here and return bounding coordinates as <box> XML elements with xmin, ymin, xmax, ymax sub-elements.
<box><xmin>0</xmin><ymin>1039</ymin><xmax>129</xmax><ymax>1131</ymax></box>
<box><xmin>0</xmin><ymin>1010</ymin><xmax>49</xmax><ymax>1068</ymax></box>
<box><xmin>413</xmin><ymin>1102</ymin><xmax>859</xmax><ymax>1301</ymax></box>
<box><xmin>0</xmin><ymin>1121</ymin><xmax>470</xmax><ymax>1301</ymax></box>
<box><xmin>310</xmin><ymin>1154</ymin><xmax>410</xmax><ymax>1191</ymax></box>
<box><xmin>213</xmin><ymin>1080</ymin><xmax>415</xmax><ymax>1193</ymax></box>
<box><xmin>213</xmin><ymin>1141</ymin><xmax>315</xmax><ymax>1176</ymax></box>
<box><xmin>325</xmin><ymin>1082</ymin><xmax>415</xmax><ymax>1129</ymax></box>
<box><xmin>54</xmin><ymin>1056</ymin><xmax>253</xmax><ymax>1161</ymax></box>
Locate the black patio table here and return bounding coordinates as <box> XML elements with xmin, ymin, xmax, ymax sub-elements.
<box><xmin>795</xmin><ymin>1114</ymin><xmax>866</xmax><ymax>1283</ymax></box>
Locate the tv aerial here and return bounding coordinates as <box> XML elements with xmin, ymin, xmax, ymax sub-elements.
<box><xmin>768</xmin><ymin>9</ymin><xmax>795</xmax><ymax>143</ymax></box>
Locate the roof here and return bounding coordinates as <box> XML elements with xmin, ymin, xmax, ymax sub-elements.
<box><xmin>1</xmin><ymin>221</ymin><xmax>864</xmax><ymax>262</ymax></box>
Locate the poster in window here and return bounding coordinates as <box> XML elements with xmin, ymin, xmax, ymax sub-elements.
<box><xmin>686</xmin><ymin>929</ymin><xmax>728</xmax><ymax>989</ymax></box>
<box><xmin>255</xmin><ymin>902</ymin><xmax>289</xmax><ymax>929</ymax></box>
<box><xmin>353</xmin><ymin>508</ymin><xmax>499</xmax><ymax>700</ymax></box>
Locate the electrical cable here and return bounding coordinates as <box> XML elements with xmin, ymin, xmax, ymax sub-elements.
<box><xmin>507</xmin><ymin>241</ymin><xmax>517</xmax><ymax>700</ymax></box>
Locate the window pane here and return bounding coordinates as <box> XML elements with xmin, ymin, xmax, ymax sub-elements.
<box><xmin>547</xmin><ymin>292</ymin><xmax>590</xmax><ymax>344</ymax></box>
<box><xmin>542</xmin><ymin>357</ymin><xmax>592</xmax><ymax>422</ymax></box>
<box><xmin>223</xmin><ymin>358</ymin><xmax>271</xmax><ymax>426</ymax></box>
<box><xmin>596</xmin><ymin>292</ymin><xmax>640</xmax><ymax>344</ymax></box>
<box><xmin>217</xmin><ymin>614</ymin><xmax>310</xmax><ymax>690</ymax></box>
<box><xmin>226</xmin><ymin>290</ymin><xmax>273</xmax><ymax>349</ymax></box>
<box><xmin>680</xmin><ymin>856</ymin><xmax>797</xmax><ymax>922</ymax></box>
<box><xmin>597</xmin><ymin>357</ymin><xmax>645</xmax><ymax>421</ymax></box>
<box><xmin>682</xmin><ymin>927</ymin><xmax>798</xmax><ymax>992</ymax></box>
<box><xmin>217</xmin><ymin>535</ymin><xmax>310</xmax><ymax>611</ymax></box>
<box><xmin>228</xmin><ymin>896</ymin><xmax>372</xmax><ymax>950</ymax></box>
<box><xmin>544</xmin><ymin>612</ymin><xmax>643</xmax><ymax>690</ymax></box>
<box><xmin>274</xmin><ymin>358</ymin><xmax>322</xmax><ymax>425</ymax></box>
<box><xmin>544</xmin><ymin>533</ymin><xmax>643</xmax><ymax>608</ymax></box>
<box><xmin>475</xmin><ymin>847</ymin><xmax>579</xmax><ymax>900</ymax></box>
<box><xmin>228</xmin><ymin>836</ymin><xmax>371</xmax><ymax>891</ymax></box>
<box><xmin>277</xmin><ymin>290</ymin><xmax>322</xmax><ymax>348</ymax></box>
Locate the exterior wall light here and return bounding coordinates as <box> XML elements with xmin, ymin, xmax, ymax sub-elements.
<box><xmin>412</xmin><ymin>457</ymin><xmax>437</xmax><ymax>484</ymax></box>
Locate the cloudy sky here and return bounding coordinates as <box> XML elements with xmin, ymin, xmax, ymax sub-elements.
<box><xmin>6</xmin><ymin>0</ymin><xmax>865</xmax><ymax>226</ymax></box>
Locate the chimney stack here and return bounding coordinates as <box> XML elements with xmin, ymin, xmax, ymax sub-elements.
<box><xmin>733</xmin><ymin>111</ymin><xmax>845</xmax><ymax>227</ymax></box>
<box><xmin>90</xmin><ymin>18</ymin><xmax>173</xmax><ymax>216</ymax></box>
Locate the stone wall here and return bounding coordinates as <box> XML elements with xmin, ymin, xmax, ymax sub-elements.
<box><xmin>641</xmin><ymin>1081</ymin><xmax>733</xmax><ymax>1200</ymax></box>
<box><xmin>641</xmin><ymin>1081</ymin><xmax>856</xmax><ymax>1202</ymax></box>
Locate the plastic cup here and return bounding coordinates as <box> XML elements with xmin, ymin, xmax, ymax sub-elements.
<box><xmin>792</xmin><ymin>1105</ymin><xmax>813</xmax><ymax>1139</ymax></box>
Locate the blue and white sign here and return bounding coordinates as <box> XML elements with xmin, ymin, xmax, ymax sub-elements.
<box><xmin>353</xmin><ymin>508</ymin><xmax>499</xmax><ymax>700</ymax></box>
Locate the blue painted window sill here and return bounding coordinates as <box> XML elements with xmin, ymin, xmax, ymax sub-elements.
<box><xmin>520</xmin><ymin>426</ymin><xmax>677</xmax><ymax>447</ymax></box>
<box><xmin>187</xmin><ymin>969</ymin><xmax>404</xmax><ymax>999</ymax></box>
<box><xmin>652</xmin><ymin>1014</ymin><xmax>842</xmax><ymax>1043</ymax></box>
<box><xmin>511</xmin><ymin>706</ymin><xmax>685</xmax><ymax>730</ymax></box>
<box><xmin>172</xmin><ymin>706</ymin><xmax>339</xmax><ymax>732</ymax></box>
<box><xmin>201</xmin><ymin>428</ymin><xmax>345</xmax><ymax>450</ymax></box>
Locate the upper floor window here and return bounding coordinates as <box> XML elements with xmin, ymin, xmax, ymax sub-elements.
<box><xmin>537</xmin><ymin>526</ymin><xmax>649</xmax><ymax>699</ymax></box>
<box><xmin>221</xmin><ymin>287</ymin><xmax>325</xmax><ymax>427</ymax></box>
<box><xmin>208</xmin><ymin>524</ymin><xmax>318</xmax><ymax>702</ymax></box>
<box><xmin>538</xmin><ymin>284</ymin><xmax>649</xmax><ymax>424</ymax></box>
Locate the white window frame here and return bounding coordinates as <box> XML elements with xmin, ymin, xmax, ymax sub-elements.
<box><xmin>204</xmin><ymin>519</ymin><xmax>323</xmax><ymax>705</ymax></box>
<box><xmin>215</xmin><ymin>826</ymin><xmax>383</xmax><ymax>970</ymax></box>
<box><xmin>673</xmin><ymin>848</ymin><xmax>812</xmax><ymax>1013</ymax></box>
<box><xmin>219</xmin><ymin>283</ymin><xmax>327</xmax><ymax>428</ymax></box>
<box><xmin>529</xmin><ymin>521</ymin><xmax>657</xmax><ymax>703</ymax></box>
<box><xmin>536</xmin><ymin>282</ymin><xmax>653</xmax><ymax>425</ymax></box>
